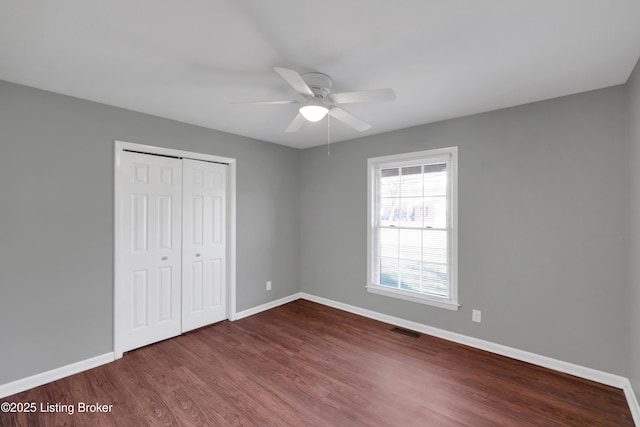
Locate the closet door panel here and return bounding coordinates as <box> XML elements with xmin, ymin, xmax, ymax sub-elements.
<box><xmin>182</xmin><ymin>159</ymin><xmax>227</xmax><ymax>332</ymax></box>
<box><xmin>119</xmin><ymin>151</ymin><xmax>182</xmax><ymax>352</ymax></box>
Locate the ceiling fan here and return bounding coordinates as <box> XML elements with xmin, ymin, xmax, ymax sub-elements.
<box><xmin>239</xmin><ymin>67</ymin><xmax>396</xmax><ymax>133</ymax></box>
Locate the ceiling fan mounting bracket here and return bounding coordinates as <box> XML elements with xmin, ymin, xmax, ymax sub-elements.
<box><xmin>301</xmin><ymin>72</ymin><xmax>333</xmax><ymax>100</ymax></box>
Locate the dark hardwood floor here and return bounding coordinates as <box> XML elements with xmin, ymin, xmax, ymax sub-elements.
<box><xmin>1</xmin><ymin>299</ymin><xmax>634</xmax><ymax>426</ymax></box>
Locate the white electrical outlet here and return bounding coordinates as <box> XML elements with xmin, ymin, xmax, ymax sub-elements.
<box><xmin>472</xmin><ymin>309</ymin><xmax>481</xmax><ymax>323</ymax></box>
<box><xmin>266</xmin><ymin>281</ymin><xmax>272</xmax><ymax>291</ymax></box>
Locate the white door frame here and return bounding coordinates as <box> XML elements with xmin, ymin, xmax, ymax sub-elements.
<box><xmin>114</xmin><ymin>140</ymin><xmax>237</xmax><ymax>359</ymax></box>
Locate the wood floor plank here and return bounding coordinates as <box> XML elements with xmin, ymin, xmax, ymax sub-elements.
<box><xmin>0</xmin><ymin>299</ymin><xmax>633</xmax><ymax>426</ymax></box>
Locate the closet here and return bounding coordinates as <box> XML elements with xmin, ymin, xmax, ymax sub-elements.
<box><xmin>114</xmin><ymin>142</ymin><xmax>233</xmax><ymax>356</ymax></box>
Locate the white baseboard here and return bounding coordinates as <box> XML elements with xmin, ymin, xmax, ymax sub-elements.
<box><xmin>233</xmin><ymin>293</ymin><xmax>302</xmax><ymax>320</ymax></box>
<box><xmin>300</xmin><ymin>292</ymin><xmax>639</xmax><ymax>423</ymax></box>
<box><xmin>0</xmin><ymin>352</ymin><xmax>115</xmax><ymax>399</ymax></box>
<box><xmin>623</xmin><ymin>380</ymin><xmax>640</xmax><ymax>426</ymax></box>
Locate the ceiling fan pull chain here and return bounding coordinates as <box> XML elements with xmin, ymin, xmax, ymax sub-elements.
<box><xmin>327</xmin><ymin>114</ymin><xmax>331</xmax><ymax>156</ymax></box>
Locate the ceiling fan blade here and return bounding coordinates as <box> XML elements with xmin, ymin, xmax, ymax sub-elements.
<box><xmin>330</xmin><ymin>88</ymin><xmax>396</xmax><ymax>104</ymax></box>
<box><xmin>285</xmin><ymin>113</ymin><xmax>306</xmax><ymax>133</ymax></box>
<box><xmin>274</xmin><ymin>67</ymin><xmax>314</xmax><ymax>97</ymax></box>
<box><xmin>232</xmin><ymin>100</ymin><xmax>297</xmax><ymax>105</ymax></box>
<box><xmin>328</xmin><ymin>107</ymin><xmax>371</xmax><ymax>132</ymax></box>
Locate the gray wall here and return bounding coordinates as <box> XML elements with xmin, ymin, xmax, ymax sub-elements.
<box><xmin>300</xmin><ymin>86</ymin><xmax>629</xmax><ymax>375</ymax></box>
<box><xmin>1</xmin><ymin>75</ymin><xmax>636</xmax><ymax>389</ymax></box>
<box><xmin>628</xmin><ymin>58</ymin><xmax>640</xmax><ymax>400</ymax></box>
<box><xmin>0</xmin><ymin>81</ymin><xmax>300</xmax><ymax>384</ymax></box>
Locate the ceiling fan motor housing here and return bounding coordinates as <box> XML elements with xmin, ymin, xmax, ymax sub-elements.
<box><xmin>269</xmin><ymin>67</ymin><xmax>391</xmax><ymax>132</ymax></box>
<box><xmin>301</xmin><ymin>72</ymin><xmax>333</xmax><ymax>100</ymax></box>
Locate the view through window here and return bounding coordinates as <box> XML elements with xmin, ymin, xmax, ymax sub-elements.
<box><xmin>368</xmin><ymin>147</ymin><xmax>458</xmax><ymax>310</ymax></box>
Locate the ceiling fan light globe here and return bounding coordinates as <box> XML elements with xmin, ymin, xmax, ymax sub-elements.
<box><xmin>299</xmin><ymin>105</ymin><xmax>328</xmax><ymax>122</ymax></box>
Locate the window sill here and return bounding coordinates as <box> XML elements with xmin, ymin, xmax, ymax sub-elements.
<box><xmin>366</xmin><ymin>284</ymin><xmax>460</xmax><ymax>311</ymax></box>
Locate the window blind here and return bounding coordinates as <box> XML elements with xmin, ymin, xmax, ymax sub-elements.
<box><xmin>376</xmin><ymin>160</ymin><xmax>450</xmax><ymax>298</ymax></box>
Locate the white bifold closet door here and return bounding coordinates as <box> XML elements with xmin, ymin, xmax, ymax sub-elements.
<box><xmin>181</xmin><ymin>159</ymin><xmax>227</xmax><ymax>332</ymax></box>
<box><xmin>119</xmin><ymin>151</ymin><xmax>183</xmax><ymax>352</ymax></box>
<box><xmin>118</xmin><ymin>152</ymin><xmax>228</xmax><ymax>353</ymax></box>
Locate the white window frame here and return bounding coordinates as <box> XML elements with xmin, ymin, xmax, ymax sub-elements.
<box><xmin>367</xmin><ymin>147</ymin><xmax>459</xmax><ymax>311</ymax></box>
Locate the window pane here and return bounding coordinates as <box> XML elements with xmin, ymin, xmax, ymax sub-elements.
<box><xmin>400</xmin><ymin>165</ymin><xmax>422</xmax><ymax>197</ymax></box>
<box><xmin>380</xmin><ymin>257</ymin><xmax>399</xmax><ymax>288</ymax></box>
<box><xmin>379</xmin><ymin>197</ymin><xmax>400</xmax><ymax>227</ymax></box>
<box><xmin>381</xmin><ymin>168</ymin><xmax>400</xmax><ymax>178</ymax></box>
<box><xmin>399</xmin><ymin>229</ymin><xmax>421</xmax><ymax>260</ymax></box>
<box><xmin>399</xmin><ymin>259</ymin><xmax>421</xmax><ymax>292</ymax></box>
<box><xmin>423</xmin><ymin>196</ymin><xmax>447</xmax><ymax>228</ymax></box>
<box><xmin>380</xmin><ymin>228</ymin><xmax>398</xmax><ymax>258</ymax></box>
<box><xmin>423</xmin><ymin>230</ymin><xmax>447</xmax><ymax>265</ymax></box>
<box><xmin>399</xmin><ymin>229</ymin><xmax>422</xmax><ymax>292</ymax></box>
<box><xmin>424</xmin><ymin>163</ymin><xmax>447</xmax><ymax>197</ymax></box>
<box><xmin>400</xmin><ymin>197</ymin><xmax>423</xmax><ymax>227</ymax></box>
<box><xmin>422</xmin><ymin>262</ymin><xmax>448</xmax><ymax>297</ymax></box>
<box><xmin>380</xmin><ymin>168</ymin><xmax>400</xmax><ymax>198</ymax></box>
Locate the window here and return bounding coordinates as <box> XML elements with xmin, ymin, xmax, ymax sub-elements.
<box><xmin>367</xmin><ymin>147</ymin><xmax>458</xmax><ymax>310</ymax></box>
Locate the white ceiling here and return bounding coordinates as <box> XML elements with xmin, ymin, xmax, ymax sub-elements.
<box><xmin>1</xmin><ymin>1</ymin><xmax>639</xmax><ymax>149</ymax></box>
